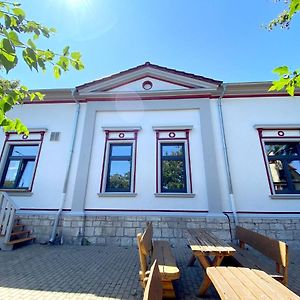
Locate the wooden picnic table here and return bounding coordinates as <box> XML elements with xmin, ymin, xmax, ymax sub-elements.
<box><xmin>207</xmin><ymin>266</ymin><xmax>300</xmax><ymax>300</ymax></box>
<box><xmin>186</xmin><ymin>228</ymin><xmax>236</xmax><ymax>296</ymax></box>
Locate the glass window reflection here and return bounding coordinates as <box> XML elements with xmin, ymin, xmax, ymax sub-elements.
<box><xmin>265</xmin><ymin>142</ymin><xmax>300</xmax><ymax>194</ymax></box>
<box><xmin>0</xmin><ymin>144</ymin><xmax>38</xmax><ymax>190</ymax></box>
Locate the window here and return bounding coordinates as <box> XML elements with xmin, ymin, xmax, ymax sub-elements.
<box><xmin>258</xmin><ymin>127</ymin><xmax>300</xmax><ymax>195</ymax></box>
<box><xmin>106</xmin><ymin>144</ymin><xmax>133</xmax><ymax>192</ymax></box>
<box><xmin>154</xmin><ymin>127</ymin><xmax>193</xmax><ymax>194</ymax></box>
<box><xmin>99</xmin><ymin>128</ymin><xmax>139</xmax><ymax>194</ymax></box>
<box><xmin>0</xmin><ymin>131</ymin><xmax>45</xmax><ymax>191</ymax></box>
<box><xmin>161</xmin><ymin>143</ymin><xmax>187</xmax><ymax>193</ymax></box>
<box><xmin>265</xmin><ymin>142</ymin><xmax>300</xmax><ymax>194</ymax></box>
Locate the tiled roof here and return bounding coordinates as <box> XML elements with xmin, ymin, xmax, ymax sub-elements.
<box><xmin>76</xmin><ymin>62</ymin><xmax>222</xmax><ymax>90</ymax></box>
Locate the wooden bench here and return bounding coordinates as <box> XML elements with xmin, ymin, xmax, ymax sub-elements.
<box><xmin>207</xmin><ymin>266</ymin><xmax>299</xmax><ymax>300</ymax></box>
<box><xmin>137</xmin><ymin>222</ymin><xmax>180</xmax><ymax>298</ymax></box>
<box><xmin>231</xmin><ymin>226</ymin><xmax>288</xmax><ymax>286</ymax></box>
<box><xmin>143</xmin><ymin>260</ymin><xmax>163</xmax><ymax>300</ymax></box>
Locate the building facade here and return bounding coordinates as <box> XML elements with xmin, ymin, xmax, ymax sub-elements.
<box><xmin>1</xmin><ymin>62</ymin><xmax>299</xmax><ymax>245</ymax></box>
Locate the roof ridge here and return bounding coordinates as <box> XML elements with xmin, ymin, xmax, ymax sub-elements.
<box><xmin>76</xmin><ymin>62</ymin><xmax>222</xmax><ymax>90</ymax></box>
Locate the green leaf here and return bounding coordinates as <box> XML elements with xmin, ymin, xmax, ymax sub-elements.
<box><xmin>273</xmin><ymin>66</ymin><xmax>289</xmax><ymax>76</ymax></box>
<box><xmin>25</xmin><ymin>47</ymin><xmax>38</xmax><ymax>71</ymax></box>
<box><xmin>27</xmin><ymin>38</ymin><xmax>36</xmax><ymax>49</ymax></box>
<box><xmin>63</xmin><ymin>46</ymin><xmax>70</xmax><ymax>56</ymax></box>
<box><xmin>286</xmin><ymin>84</ymin><xmax>295</xmax><ymax>96</ymax></box>
<box><xmin>29</xmin><ymin>93</ymin><xmax>35</xmax><ymax>101</ymax></box>
<box><xmin>4</xmin><ymin>15</ymin><xmax>11</xmax><ymax>28</ymax></box>
<box><xmin>53</xmin><ymin>66</ymin><xmax>61</xmax><ymax>79</ymax></box>
<box><xmin>8</xmin><ymin>31</ymin><xmax>23</xmax><ymax>46</ymax></box>
<box><xmin>56</xmin><ymin>56</ymin><xmax>69</xmax><ymax>71</ymax></box>
<box><xmin>37</xmin><ymin>58</ymin><xmax>46</xmax><ymax>71</ymax></box>
<box><xmin>2</xmin><ymin>38</ymin><xmax>14</xmax><ymax>55</ymax></box>
<box><xmin>289</xmin><ymin>0</ymin><xmax>300</xmax><ymax>17</ymax></box>
<box><xmin>12</xmin><ymin>7</ymin><xmax>25</xmax><ymax>19</ymax></box>
<box><xmin>71</xmin><ymin>51</ymin><xmax>81</xmax><ymax>60</ymax></box>
<box><xmin>35</xmin><ymin>92</ymin><xmax>44</xmax><ymax>100</ymax></box>
<box><xmin>20</xmin><ymin>85</ymin><xmax>28</xmax><ymax>91</ymax></box>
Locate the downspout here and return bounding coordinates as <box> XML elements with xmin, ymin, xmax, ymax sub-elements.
<box><xmin>49</xmin><ymin>88</ymin><xmax>80</xmax><ymax>243</ymax></box>
<box><xmin>217</xmin><ymin>84</ymin><xmax>239</xmax><ymax>225</ymax></box>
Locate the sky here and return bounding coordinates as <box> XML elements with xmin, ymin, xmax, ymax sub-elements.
<box><xmin>4</xmin><ymin>0</ymin><xmax>300</xmax><ymax>89</ymax></box>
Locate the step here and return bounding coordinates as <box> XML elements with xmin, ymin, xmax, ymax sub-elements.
<box><xmin>11</xmin><ymin>230</ymin><xmax>31</xmax><ymax>237</ymax></box>
<box><xmin>1</xmin><ymin>224</ymin><xmax>25</xmax><ymax>235</ymax></box>
<box><xmin>13</xmin><ymin>224</ymin><xmax>25</xmax><ymax>228</ymax></box>
<box><xmin>7</xmin><ymin>236</ymin><xmax>35</xmax><ymax>245</ymax></box>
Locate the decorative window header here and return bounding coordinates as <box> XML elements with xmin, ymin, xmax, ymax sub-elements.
<box><xmin>155</xmin><ymin>129</ymin><xmax>190</xmax><ymax>141</ymax></box>
<box><xmin>5</xmin><ymin>130</ymin><xmax>46</xmax><ymax>142</ymax></box>
<box><xmin>257</xmin><ymin>128</ymin><xmax>300</xmax><ymax>139</ymax></box>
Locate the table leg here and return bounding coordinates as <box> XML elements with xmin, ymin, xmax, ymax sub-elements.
<box><xmin>199</xmin><ymin>274</ymin><xmax>212</xmax><ymax>296</ymax></box>
<box><xmin>198</xmin><ymin>255</ymin><xmax>225</xmax><ymax>296</ymax></box>
<box><xmin>187</xmin><ymin>254</ymin><xmax>196</xmax><ymax>266</ymax></box>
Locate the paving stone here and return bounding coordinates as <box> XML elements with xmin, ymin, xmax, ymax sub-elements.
<box><xmin>0</xmin><ymin>242</ymin><xmax>299</xmax><ymax>299</ymax></box>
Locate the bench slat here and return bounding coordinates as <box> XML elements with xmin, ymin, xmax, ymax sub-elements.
<box><xmin>152</xmin><ymin>240</ymin><xmax>180</xmax><ymax>281</ymax></box>
<box><xmin>235</xmin><ymin>226</ymin><xmax>288</xmax><ymax>285</ymax></box>
<box><xmin>143</xmin><ymin>260</ymin><xmax>163</xmax><ymax>300</ymax></box>
<box><xmin>141</xmin><ymin>222</ymin><xmax>153</xmax><ymax>256</ymax></box>
<box><xmin>216</xmin><ymin>267</ymin><xmax>258</xmax><ymax>300</ymax></box>
<box><xmin>206</xmin><ymin>267</ymin><xmax>240</xmax><ymax>300</ymax></box>
<box><xmin>236</xmin><ymin>226</ymin><xmax>287</xmax><ymax>267</ymax></box>
<box><xmin>252</xmin><ymin>269</ymin><xmax>299</xmax><ymax>299</ymax></box>
<box><xmin>232</xmin><ymin>246</ymin><xmax>283</xmax><ymax>279</ymax></box>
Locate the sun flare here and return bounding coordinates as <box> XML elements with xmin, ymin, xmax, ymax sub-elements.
<box><xmin>65</xmin><ymin>0</ymin><xmax>85</xmax><ymax>7</ymax></box>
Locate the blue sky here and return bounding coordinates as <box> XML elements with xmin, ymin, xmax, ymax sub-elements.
<box><xmin>5</xmin><ymin>0</ymin><xmax>300</xmax><ymax>89</ymax></box>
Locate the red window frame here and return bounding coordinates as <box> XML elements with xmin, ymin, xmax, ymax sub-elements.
<box><xmin>257</xmin><ymin>127</ymin><xmax>300</xmax><ymax>195</ymax></box>
<box><xmin>155</xmin><ymin>129</ymin><xmax>192</xmax><ymax>194</ymax></box>
<box><xmin>99</xmin><ymin>129</ymin><xmax>139</xmax><ymax>193</ymax></box>
<box><xmin>0</xmin><ymin>131</ymin><xmax>45</xmax><ymax>192</ymax></box>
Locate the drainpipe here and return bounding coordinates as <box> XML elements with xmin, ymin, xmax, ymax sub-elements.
<box><xmin>49</xmin><ymin>88</ymin><xmax>80</xmax><ymax>243</ymax></box>
<box><xmin>217</xmin><ymin>84</ymin><xmax>239</xmax><ymax>225</ymax></box>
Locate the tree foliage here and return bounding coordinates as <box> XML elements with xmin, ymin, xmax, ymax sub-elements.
<box><xmin>0</xmin><ymin>1</ymin><xmax>84</xmax><ymax>134</ymax></box>
<box><xmin>268</xmin><ymin>0</ymin><xmax>300</xmax><ymax>96</ymax></box>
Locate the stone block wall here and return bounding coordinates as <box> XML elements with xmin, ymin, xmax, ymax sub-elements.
<box><xmin>16</xmin><ymin>214</ymin><xmax>300</xmax><ymax>246</ymax></box>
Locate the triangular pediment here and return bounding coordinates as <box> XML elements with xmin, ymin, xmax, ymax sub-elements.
<box><xmin>76</xmin><ymin>62</ymin><xmax>222</xmax><ymax>94</ymax></box>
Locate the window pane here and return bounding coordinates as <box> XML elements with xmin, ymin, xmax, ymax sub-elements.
<box><xmin>111</xmin><ymin>144</ymin><xmax>132</xmax><ymax>157</ymax></box>
<box><xmin>265</xmin><ymin>143</ymin><xmax>299</xmax><ymax>157</ymax></box>
<box><xmin>268</xmin><ymin>160</ymin><xmax>288</xmax><ymax>192</ymax></box>
<box><xmin>107</xmin><ymin>161</ymin><xmax>131</xmax><ymax>191</ymax></box>
<box><xmin>2</xmin><ymin>160</ymin><xmax>20</xmax><ymax>188</ymax></box>
<box><xmin>162</xmin><ymin>160</ymin><xmax>186</xmax><ymax>192</ymax></box>
<box><xmin>162</xmin><ymin>144</ymin><xmax>184</xmax><ymax>157</ymax></box>
<box><xmin>289</xmin><ymin>160</ymin><xmax>300</xmax><ymax>191</ymax></box>
<box><xmin>12</xmin><ymin>145</ymin><xmax>38</xmax><ymax>157</ymax></box>
<box><xmin>18</xmin><ymin>161</ymin><xmax>35</xmax><ymax>188</ymax></box>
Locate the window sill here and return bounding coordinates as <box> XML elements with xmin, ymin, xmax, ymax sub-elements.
<box><xmin>98</xmin><ymin>192</ymin><xmax>137</xmax><ymax>198</ymax></box>
<box><xmin>154</xmin><ymin>193</ymin><xmax>195</xmax><ymax>198</ymax></box>
<box><xmin>270</xmin><ymin>194</ymin><xmax>300</xmax><ymax>200</ymax></box>
<box><xmin>0</xmin><ymin>190</ymin><xmax>33</xmax><ymax>197</ymax></box>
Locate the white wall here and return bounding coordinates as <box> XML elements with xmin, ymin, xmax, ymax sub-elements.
<box><xmin>84</xmin><ymin>109</ymin><xmax>209</xmax><ymax>211</ymax></box>
<box><xmin>222</xmin><ymin>96</ymin><xmax>300</xmax><ymax>212</ymax></box>
<box><xmin>0</xmin><ymin>103</ymin><xmax>85</xmax><ymax>210</ymax></box>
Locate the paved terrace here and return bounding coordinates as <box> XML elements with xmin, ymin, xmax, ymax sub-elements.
<box><xmin>0</xmin><ymin>243</ymin><xmax>299</xmax><ymax>299</ymax></box>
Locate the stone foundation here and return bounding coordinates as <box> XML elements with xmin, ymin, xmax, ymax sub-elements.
<box><xmin>16</xmin><ymin>214</ymin><xmax>300</xmax><ymax>246</ymax></box>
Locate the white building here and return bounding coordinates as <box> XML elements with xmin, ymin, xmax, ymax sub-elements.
<box><xmin>0</xmin><ymin>62</ymin><xmax>299</xmax><ymax>246</ymax></box>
